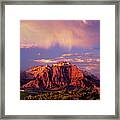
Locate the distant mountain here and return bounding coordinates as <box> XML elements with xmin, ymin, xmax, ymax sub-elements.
<box><xmin>20</xmin><ymin>61</ymin><xmax>100</xmax><ymax>92</ymax></box>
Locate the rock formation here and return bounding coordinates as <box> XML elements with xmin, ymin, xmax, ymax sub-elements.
<box><xmin>21</xmin><ymin>61</ymin><xmax>99</xmax><ymax>91</ymax></box>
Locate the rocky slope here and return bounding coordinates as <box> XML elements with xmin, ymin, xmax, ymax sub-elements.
<box><xmin>20</xmin><ymin>61</ymin><xmax>100</xmax><ymax>92</ymax></box>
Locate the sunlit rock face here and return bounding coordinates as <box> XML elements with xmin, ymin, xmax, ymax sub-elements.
<box><xmin>70</xmin><ymin>64</ymin><xmax>84</xmax><ymax>86</ymax></box>
<box><xmin>21</xmin><ymin>62</ymin><xmax>99</xmax><ymax>91</ymax></box>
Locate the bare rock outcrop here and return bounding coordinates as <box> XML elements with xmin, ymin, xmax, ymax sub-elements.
<box><xmin>21</xmin><ymin>62</ymin><xmax>99</xmax><ymax>91</ymax></box>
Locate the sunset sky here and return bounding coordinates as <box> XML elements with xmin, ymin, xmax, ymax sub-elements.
<box><xmin>20</xmin><ymin>20</ymin><xmax>100</xmax><ymax>77</ymax></box>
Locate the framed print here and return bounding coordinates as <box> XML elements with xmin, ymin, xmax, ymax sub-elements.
<box><xmin>0</xmin><ymin>0</ymin><xmax>119</xmax><ymax>119</ymax></box>
<box><xmin>20</xmin><ymin>20</ymin><xmax>100</xmax><ymax>100</ymax></box>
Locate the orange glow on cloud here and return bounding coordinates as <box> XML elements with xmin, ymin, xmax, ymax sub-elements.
<box><xmin>62</xmin><ymin>54</ymin><xmax>73</xmax><ymax>57</ymax></box>
<box><xmin>33</xmin><ymin>58</ymin><xmax>73</xmax><ymax>64</ymax></box>
<box><xmin>33</xmin><ymin>57</ymin><xmax>99</xmax><ymax>64</ymax></box>
<box><xmin>20</xmin><ymin>20</ymin><xmax>99</xmax><ymax>50</ymax></box>
<box><xmin>61</xmin><ymin>53</ymin><xmax>81</xmax><ymax>57</ymax></box>
<box><xmin>34</xmin><ymin>59</ymin><xmax>56</xmax><ymax>63</ymax></box>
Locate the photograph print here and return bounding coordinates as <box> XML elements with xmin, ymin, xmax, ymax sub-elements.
<box><xmin>20</xmin><ymin>20</ymin><xmax>100</xmax><ymax>100</ymax></box>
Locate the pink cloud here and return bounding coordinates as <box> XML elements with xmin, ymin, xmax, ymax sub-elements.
<box><xmin>20</xmin><ymin>20</ymin><xmax>100</xmax><ymax>50</ymax></box>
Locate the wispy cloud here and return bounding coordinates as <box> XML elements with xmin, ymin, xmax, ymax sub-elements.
<box><xmin>84</xmin><ymin>58</ymin><xmax>100</xmax><ymax>63</ymax></box>
<box><xmin>33</xmin><ymin>58</ymin><xmax>72</xmax><ymax>64</ymax></box>
<box><xmin>61</xmin><ymin>53</ymin><xmax>81</xmax><ymax>57</ymax></box>
<box><xmin>37</xmin><ymin>53</ymin><xmax>41</xmax><ymax>56</ymax></box>
<box><xmin>33</xmin><ymin>57</ymin><xmax>99</xmax><ymax>64</ymax></box>
<box><xmin>61</xmin><ymin>54</ymin><xmax>73</xmax><ymax>57</ymax></box>
<box><xmin>33</xmin><ymin>59</ymin><xmax>56</xmax><ymax>63</ymax></box>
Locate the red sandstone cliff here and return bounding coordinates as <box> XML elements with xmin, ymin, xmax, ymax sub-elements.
<box><xmin>21</xmin><ymin>62</ymin><xmax>99</xmax><ymax>91</ymax></box>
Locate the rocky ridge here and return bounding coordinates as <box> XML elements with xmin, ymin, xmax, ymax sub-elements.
<box><xmin>20</xmin><ymin>61</ymin><xmax>100</xmax><ymax>92</ymax></box>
